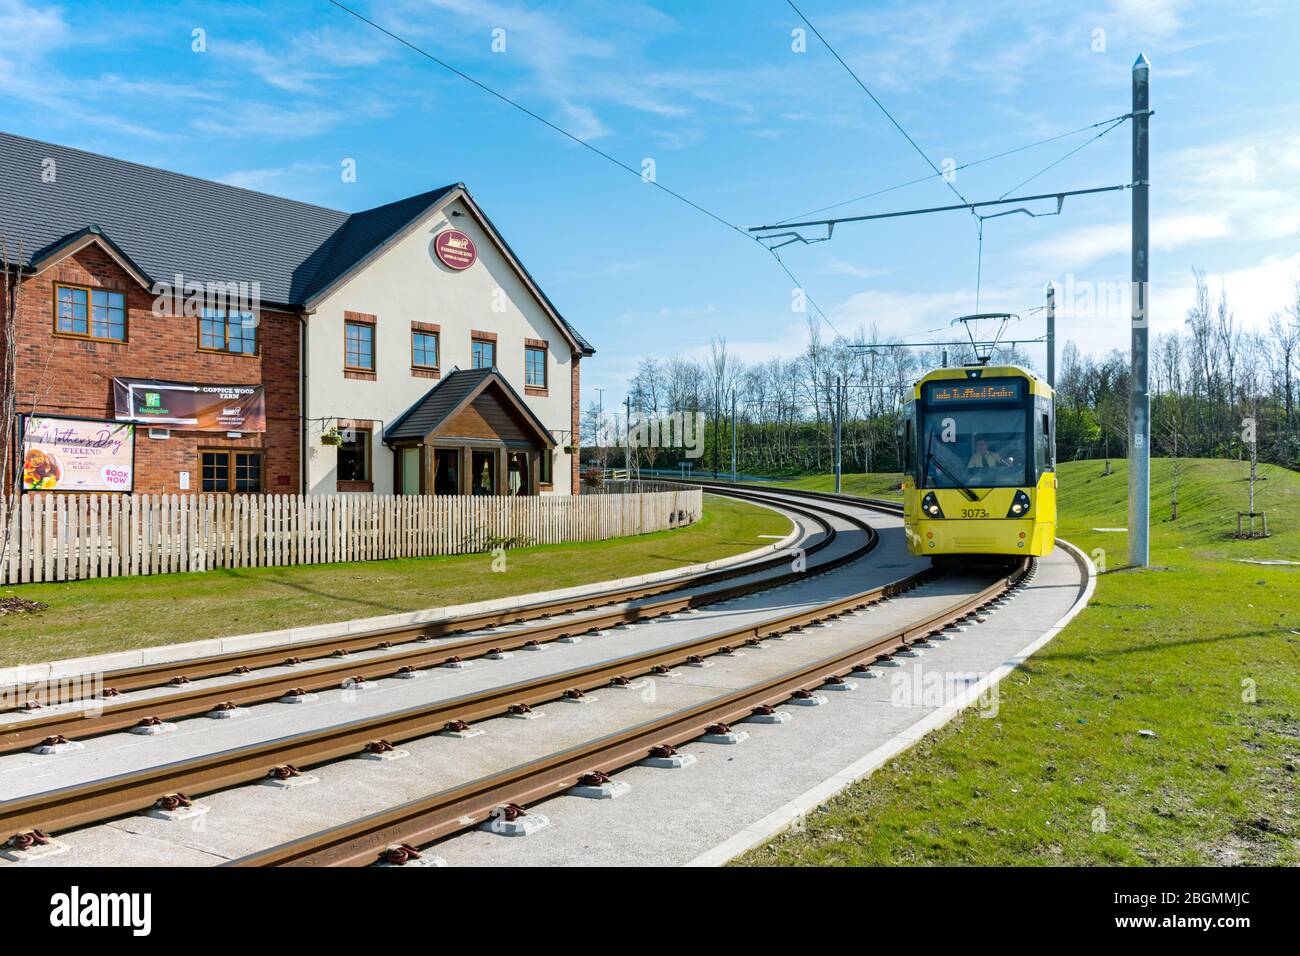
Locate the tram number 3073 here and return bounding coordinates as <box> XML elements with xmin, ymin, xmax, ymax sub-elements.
<box><xmin>960</xmin><ymin>507</ymin><xmax>988</xmax><ymax>518</ymax></box>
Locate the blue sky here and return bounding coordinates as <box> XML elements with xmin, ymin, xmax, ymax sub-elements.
<box><xmin>2</xmin><ymin>0</ymin><xmax>1298</xmax><ymax>406</ymax></box>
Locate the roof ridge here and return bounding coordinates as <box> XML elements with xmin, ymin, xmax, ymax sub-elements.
<box><xmin>352</xmin><ymin>184</ymin><xmax>464</xmax><ymax>218</ymax></box>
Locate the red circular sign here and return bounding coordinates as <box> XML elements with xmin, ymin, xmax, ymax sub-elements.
<box><xmin>434</xmin><ymin>230</ymin><xmax>477</xmax><ymax>270</ymax></box>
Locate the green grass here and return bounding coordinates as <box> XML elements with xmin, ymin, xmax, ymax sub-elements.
<box><xmin>739</xmin><ymin>458</ymin><xmax>1300</xmax><ymax>866</ymax></box>
<box><xmin>0</xmin><ymin>494</ymin><xmax>790</xmax><ymax>667</ymax></box>
<box><xmin>755</xmin><ymin>472</ymin><xmax>906</xmax><ymax>501</ymax></box>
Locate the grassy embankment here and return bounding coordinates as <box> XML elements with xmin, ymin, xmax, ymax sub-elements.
<box><xmin>741</xmin><ymin>458</ymin><xmax>1299</xmax><ymax>866</ymax></box>
<box><xmin>0</xmin><ymin>494</ymin><xmax>790</xmax><ymax>667</ymax></box>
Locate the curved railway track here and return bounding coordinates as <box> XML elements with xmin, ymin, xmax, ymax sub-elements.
<box><xmin>233</xmin><ymin>561</ymin><xmax>1027</xmax><ymax>867</ymax></box>
<box><xmin>0</xmin><ymin>485</ymin><xmax>1028</xmax><ymax>866</ymax></box>
<box><xmin>0</xmin><ymin>495</ymin><xmax>878</xmax><ymax>754</ymax></box>
<box><xmin>2</xmin><ymin>493</ymin><xmax>853</xmax><ymax>715</ymax></box>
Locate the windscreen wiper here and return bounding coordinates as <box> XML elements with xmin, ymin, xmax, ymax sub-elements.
<box><xmin>924</xmin><ymin>440</ymin><xmax>980</xmax><ymax>502</ymax></box>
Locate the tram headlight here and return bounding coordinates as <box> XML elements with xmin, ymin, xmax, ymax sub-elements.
<box><xmin>921</xmin><ymin>492</ymin><xmax>945</xmax><ymax>519</ymax></box>
<box><xmin>1006</xmin><ymin>490</ymin><xmax>1031</xmax><ymax>518</ymax></box>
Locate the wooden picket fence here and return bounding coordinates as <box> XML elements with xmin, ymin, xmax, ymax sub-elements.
<box><xmin>0</xmin><ymin>486</ymin><xmax>703</xmax><ymax>585</ymax></box>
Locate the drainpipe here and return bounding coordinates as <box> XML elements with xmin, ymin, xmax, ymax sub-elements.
<box><xmin>299</xmin><ymin>310</ymin><xmax>310</xmax><ymax>495</ymax></box>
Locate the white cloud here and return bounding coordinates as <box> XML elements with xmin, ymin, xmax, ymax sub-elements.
<box><xmin>557</xmin><ymin>102</ymin><xmax>608</xmax><ymax>141</ymax></box>
<box><xmin>0</xmin><ymin>0</ymin><xmax>64</xmax><ymax>55</ymax></box>
<box><xmin>1105</xmin><ymin>0</ymin><xmax>1188</xmax><ymax>38</ymax></box>
<box><xmin>217</xmin><ymin>162</ymin><xmax>334</xmax><ymax>193</ymax></box>
<box><xmin>830</xmin><ymin>283</ymin><xmax>1027</xmax><ymax>340</ymax></box>
<box><xmin>292</xmin><ymin>27</ymin><xmax>395</xmax><ymax>68</ymax></box>
<box><xmin>1156</xmin><ymin>252</ymin><xmax>1300</xmax><ymax>329</ymax></box>
<box><xmin>193</xmin><ymin>103</ymin><xmax>345</xmax><ymax>140</ymax></box>
<box><xmin>829</xmin><ymin>259</ymin><xmax>890</xmax><ymax>280</ymax></box>
<box><xmin>0</xmin><ymin>0</ymin><xmax>169</xmax><ymax>138</ymax></box>
<box><xmin>1029</xmin><ymin>132</ymin><xmax>1300</xmax><ymax>268</ymax></box>
<box><xmin>94</xmin><ymin>74</ymin><xmax>223</xmax><ymax>101</ymax></box>
<box><xmin>218</xmin><ymin>39</ymin><xmax>333</xmax><ymax>94</ymax></box>
<box><xmin>1031</xmin><ymin>213</ymin><xmax>1231</xmax><ymax>265</ymax></box>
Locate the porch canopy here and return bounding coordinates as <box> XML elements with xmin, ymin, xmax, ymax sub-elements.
<box><xmin>384</xmin><ymin>367</ymin><xmax>556</xmax><ymax>496</ymax></box>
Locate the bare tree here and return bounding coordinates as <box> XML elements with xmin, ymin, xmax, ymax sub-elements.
<box><xmin>1</xmin><ymin>239</ymin><xmax>25</xmax><ymax>565</ymax></box>
<box><xmin>1272</xmin><ymin>291</ymin><xmax>1300</xmax><ymax>427</ymax></box>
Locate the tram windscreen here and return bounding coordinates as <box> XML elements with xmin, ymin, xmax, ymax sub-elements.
<box><xmin>920</xmin><ymin>383</ymin><xmax>1030</xmax><ymax>489</ymax></box>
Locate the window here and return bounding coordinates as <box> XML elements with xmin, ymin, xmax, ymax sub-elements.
<box><xmin>433</xmin><ymin>448</ymin><xmax>459</xmax><ymax>495</ymax></box>
<box><xmin>471</xmin><ymin>338</ymin><xmax>496</xmax><ymax>369</ymax></box>
<box><xmin>471</xmin><ymin>449</ymin><xmax>496</xmax><ymax>494</ymax></box>
<box><xmin>412</xmin><ymin>330</ymin><xmax>439</xmax><ymax>369</ymax></box>
<box><xmin>539</xmin><ymin>450</ymin><xmax>553</xmax><ymax>486</ymax></box>
<box><xmin>904</xmin><ymin>417</ymin><xmax>915</xmax><ymax>477</ymax></box>
<box><xmin>345</xmin><ymin>321</ymin><xmax>374</xmax><ymax>371</ymax></box>
<box><xmin>199</xmin><ymin>308</ymin><xmax>257</xmax><ymax>354</ymax></box>
<box><xmin>1037</xmin><ymin>411</ymin><xmax>1055</xmax><ymax>474</ymax></box>
<box><xmin>337</xmin><ymin>428</ymin><xmax>371</xmax><ymax>482</ymax></box>
<box><xmin>507</xmin><ymin>451</ymin><xmax>530</xmax><ymax>495</ymax></box>
<box><xmin>55</xmin><ymin>283</ymin><xmax>125</xmax><ymax>341</ymax></box>
<box><xmin>525</xmin><ymin>346</ymin><xmax>546</xmax><ymax>388</ymax></box>
<box><xmin>202</xmin><ymin>450</ymin><xmax>263</xmax><ymax>492</ymax></box>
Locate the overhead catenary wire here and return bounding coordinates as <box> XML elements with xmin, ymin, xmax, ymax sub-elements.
<box><xmin>785</xmin><ymin>0</ymin><xmax>1132</xmax><ymax>321</ymax></box>
<box><xmin>773</xmin><ymin>112</ymin><xmax>1133</xmax><ymax>225</ymax></box>
<box><xmin>785</xmin><ymin>0</ymin><xmax>969</xmax><ymax>208</ymax></box>
<box><xmin>750</xmin><ymin>184</ymin><xmax>1131</xmax><ymax>233</ymax></box>
<box><xmin>970</xmin><ymin>115</ymin><xmax>1127</xmax><ymax>307</ymax></box>
<box><xmin>784</xmin><ymin>0</ymin><xmax>984</xmax><ymax>297</ymax></box>
<box><xmin>996</xmin><ymin>115</ymin><xmax>1130</xmax><ymax>199</ymax></box>
<box><xmin>326</xmin><ymin>0</ymin><xmax>845</xmax><ymax>339</ymax></box>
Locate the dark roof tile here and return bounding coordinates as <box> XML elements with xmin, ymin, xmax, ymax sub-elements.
<box><xmin>0</xmin><ymin>131</ymin><xmax>593</xmax><ymax>354</ymax></box>
<box><xmin>384</xmin><ymin>367</ymin><xmax>554</xmax><ymax>445</ymax></box>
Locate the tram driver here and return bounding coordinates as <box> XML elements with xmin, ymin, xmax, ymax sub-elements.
<box><xmin>966</xmin><ymin>437</ymin><xmax>1008</xmax><ymax>469</ymax></box>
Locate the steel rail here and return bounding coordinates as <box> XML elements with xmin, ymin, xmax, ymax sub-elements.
<box><xmin>0</xmin><ymin>520</ymin><xmax>929</xmax><ymax>841</ymax></box>
<box><xmin>3</xmin><ymin>490</ymin><xmax>870</xmax><ymax>711</ymax></box>
<box><xmin>658</xmin><ymin>476</ymin><xmax>903</xmax><ymax>515</ymax></box>
<box><xmin>231</xmin><ymin>559</ymin><xmax>1030</xmax><ymax>866</ymax></box>
<box><xmin>0</xmin><ymin>496</ymin><xmax>878</xmax><ymax>754</ymax></box>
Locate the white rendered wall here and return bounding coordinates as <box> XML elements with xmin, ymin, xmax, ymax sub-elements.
<box><xmin>305</xmin><ymin>196</ymin><xmax>576</xmax><ymax>494</ymax></box>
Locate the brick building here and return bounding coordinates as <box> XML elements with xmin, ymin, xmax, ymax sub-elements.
<box><xmin>0</xmin><ymin>132</ymin><xmax>593</xmax><ymax>497</ymax></box>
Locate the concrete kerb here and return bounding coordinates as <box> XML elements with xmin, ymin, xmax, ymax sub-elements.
<box><xmin>0</xmin><ymin>496</ymin><xmax>804</xmax><ymax>688</ymax></box>
<box><xmin>683</xmin><ymin>538</ymin><xmax>1098</xmax><ymax>867</ymax></box>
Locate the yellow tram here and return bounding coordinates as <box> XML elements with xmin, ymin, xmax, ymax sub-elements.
<box><xmin>901</xmin><ymin>364</ymin><xmax>1056</xmax><ymax>558</ymax></box>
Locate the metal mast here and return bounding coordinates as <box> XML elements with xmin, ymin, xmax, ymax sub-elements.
<box><xmin>1128</xmin><ymin>54</ymin><xmax>1151</xmax><ymax>567</ymax></box>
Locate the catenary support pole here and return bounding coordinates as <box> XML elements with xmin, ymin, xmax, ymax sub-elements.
<box><xmin>834</xmin><ymin>376</ymin><xmax>843</xmax><ymax>494</ymax></box>
<box><xmin>730</xmin><ymin>390</ymin><xmax>737</xmax><ymax>483</ymax></box>
<box><xmin>1046</xmin><ymin>283</ymin><xmax>1056</xmax><ymax>389</ymax></box>
<box><xmin>1128</xmin><ymin>53</ymin><xmax>1151</xmax><ymax>568</ymax></box>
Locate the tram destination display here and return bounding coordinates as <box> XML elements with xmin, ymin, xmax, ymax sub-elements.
<box><xmin>923</xmin><ymin>379</ymin><xmax>1023</xmax><ymax>404</ymax></box>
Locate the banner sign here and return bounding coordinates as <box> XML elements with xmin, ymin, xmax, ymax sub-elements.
<box><xmin>112</xmin><ymin>378</ymin><xmax>266</xmax><ymax>432</ymax></box>
<box><xmin>434</xmin><ymin>229</ymin><xmax>477</xmax><ymax>270</ymax></box>
<box><xmin>22</xmin><ymin>416</ymin><xmax>135</xmax><ymax>492</ymax></box>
